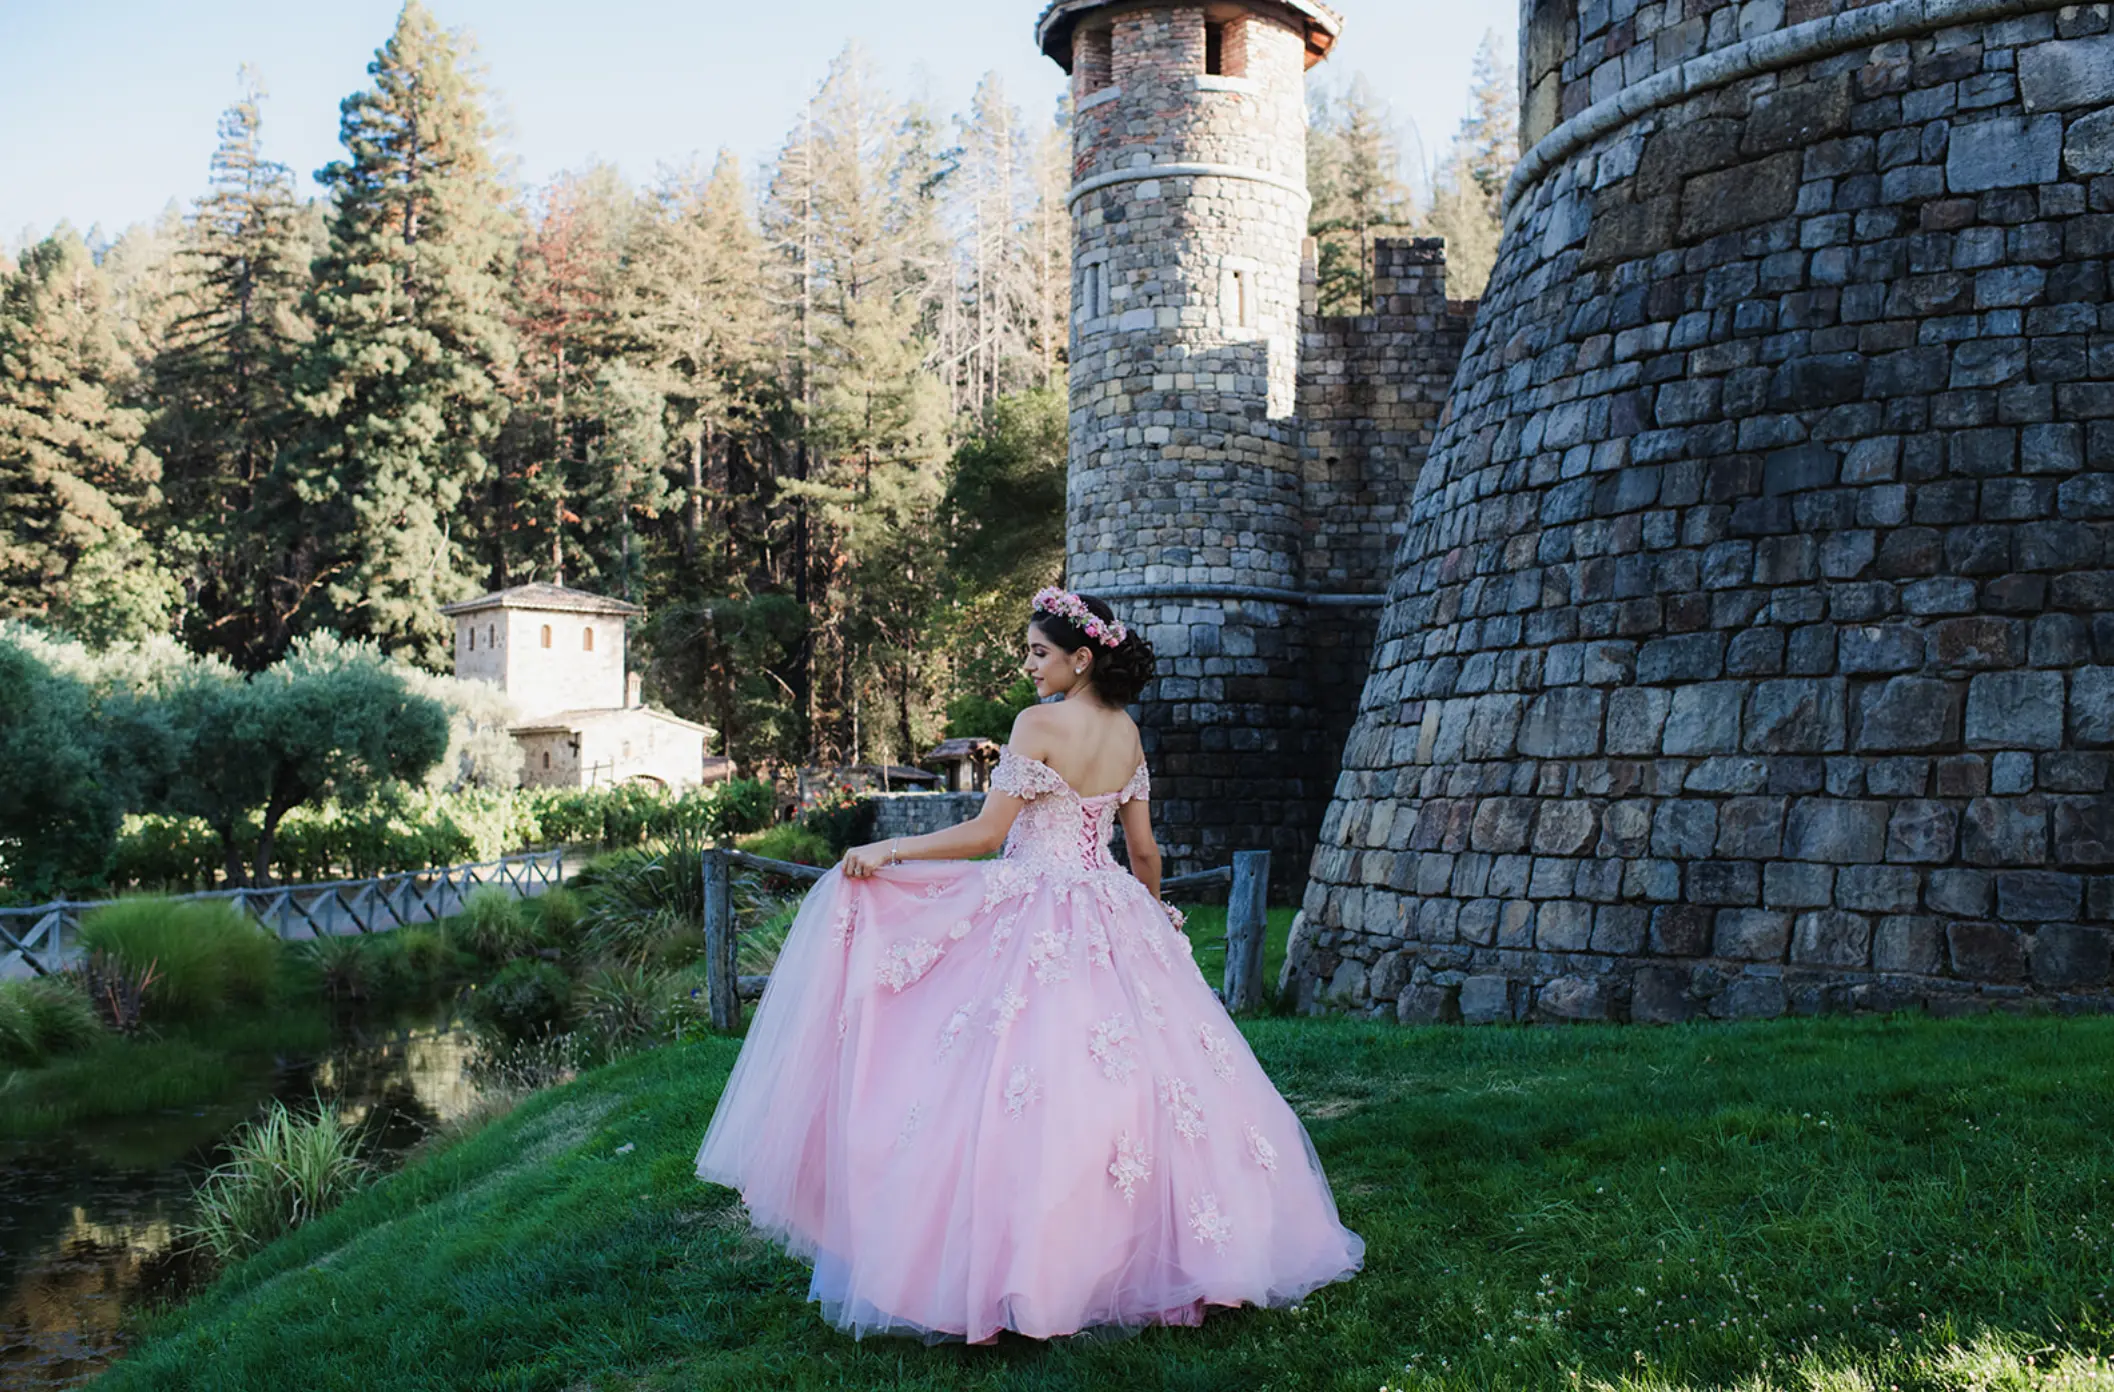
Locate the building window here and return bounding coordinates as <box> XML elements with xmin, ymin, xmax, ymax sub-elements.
<box><xmin>488</xmin><ymin>624</ymin><xmax>496</xmax><ymax>647</ymax></box>
<box><xmin>1082</xmin><ymin>262</ymin><xmax>1111</xmax><ymax>320</ymax></box>
<box><xmin>583</xmin><ymin>626</ymin><xmax>595</xmax><ymax>652</ymax></box>
<box><xmin>467</xmin><ymin>627</ymin><xmax>475</xmax><ymax>652</ymax></box>
<box><xmin>542</xmin><ymin>751</ymin><xmax>551</xmax><ymax>769</ymax></box>
<box><xmin>541</xmin><ymin>624</ymin><xmax>553</xmax><ymax>648</ymax></box>
<box><xmin>622</xmin><ymin>740</ymin><xmax>633</xmax><ymax>759</ymax></box>
<box><xmin>1205</xmin><ymin>18</ymin><xmax>1247</xmax><ymax>76</ymax></box>
<box><xmin>1228</xmin><ymin>268</ymin><xmax>1257</xmax><ymax>328</ymax></box>
<box><xmin>1076</xmin><ymin>25</ymin><xmax>1112</xmax><ymax>96</ymax></box>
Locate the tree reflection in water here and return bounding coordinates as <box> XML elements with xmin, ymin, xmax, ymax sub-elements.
<box><xmin>0</xmin><ymin>1003</ymin><xmax>494</xmax><ymax>1389</ymax></box>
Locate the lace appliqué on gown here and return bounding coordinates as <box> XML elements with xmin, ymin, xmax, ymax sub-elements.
<box><xmin>1187</xmin><ymin>1193</ymin><xmax>1232</xmax><ymax>1253</ymax></box>
<box><xmin>1108</xmin><ymin>1131</ymin><xmax>1153</xmax><ymax>1203</ymax></box>
<box><xmin>1159</xmin><ymin>1076</ymin><xmax>1207</xmax><ymax>1142</ymax></box>
<box><xmin>878</xmin><ymin>938</ymin><xmax>943</xmax><ymax>992</ymax></box>
<box><xmin>1196</xmin><ymin>1022</ymin><xmax>1238</xmax><ymax>1082</ymax></box>
<box><xmin>1003</xmin><ymin>1065</ymin><xmax>1043</xmax><ymax>1117</ymax></box>
<box><xmin>1246</xmin><ymin>1124</ymin><xmax>1280</xmax><ymax>1173</ymax></box>
<box><xmin>1088</xmin><ymin>1013</ymin><xmax>1138</xmax><ymax>1080</ymax></box>
<box><xmin>988</xmin><ymin>985</ymin><xmax>1027</xmax><ymax>1034</ymax></box>
<box><xmin>936</xmin><ymin>1002</ymin><xmax>973</xmax><ymax>1059</ymax></box>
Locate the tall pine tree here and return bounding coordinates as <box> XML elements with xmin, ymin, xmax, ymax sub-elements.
<box><xmin>0</xmin><ymin>230</ymin><xmax>178</xmax><ymax>643</ymax></box>
<box><xmin>1307</xmin><ymin>75</ymin><xmax>1417</xmax><ymax>316</ymax></box>
<box><xmin>490</xmin><ymin>163</ymin><xmax>632</xmax><ymax>589</ymax></box>
<box><xmin>152</xmin><ymin>69</ymin><xmax>312</xmax><ymax>666</ymax></box>
<box><xmin>281</xmin><ymin>2</ymin><xmax>518</xmax><ymax>666</ymax></box>
<box><xmin>1421</xmin><ymin>32</ymin><xmax>1519</xmax><ymax>300</ymax></box>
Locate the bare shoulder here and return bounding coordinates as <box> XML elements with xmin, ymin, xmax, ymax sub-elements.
<box><xmin>1008</xmin><ymin>703</ymin><xmax>1058</xmax><ymax>758</ymax></box>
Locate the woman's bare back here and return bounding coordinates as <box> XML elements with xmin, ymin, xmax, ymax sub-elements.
<box><xmin>1012</xmin><ymin>700</ymin><xmax>1143</xmax><ymax>800</ymax></box>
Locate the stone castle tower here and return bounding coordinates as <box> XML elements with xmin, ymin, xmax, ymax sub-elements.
<box><xmin>1294</xmin><ymin>0</ymin><xmax>2114</xmax><ymax>1022</ymax></box>
<box><xmin>1036</xmin><ymin>0</ymin><xmax>1473</xmax><ymax>885</ymax></box>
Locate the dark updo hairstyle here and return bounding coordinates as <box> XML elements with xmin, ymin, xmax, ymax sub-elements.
<box><xmin>1031</xmin><ymin>593</ymin><xmax>1157</xmax><ymax>706</ymax></box>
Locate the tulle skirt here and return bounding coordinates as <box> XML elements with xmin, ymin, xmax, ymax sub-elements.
<box><xmin>695</xmin><ymin>855</ymin><xmax>1364</xmax><ymax>1343</ymax></box>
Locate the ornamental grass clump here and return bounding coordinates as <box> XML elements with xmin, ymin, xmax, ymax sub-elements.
<box><xmin>449</xmin><ymin>887</ymin><xmax>538</xmax><ymax>961</ymax></box>
<box><xmin>77</xmin><ymin>897</ymin><xmax>280</xmax><ymax>1021</ymax></box>
<box><xmin>572</xmin><ymin>964</ymin><xmax>674</xmax><ymax>1060</ymax></box>
<box><xmin>187</xmin><ymin>1098</ymin><xmax>366</xmax><ymax>1262</ymax></box>
<box><xmin>0</xmin><ymin>975</ymin><xmax>103</xmax><ymax>1066</ymax></box>
<box><xmin>574</xmin><ymin>840</ymin><xmax>705</xmax><ymax>969</ymax></box>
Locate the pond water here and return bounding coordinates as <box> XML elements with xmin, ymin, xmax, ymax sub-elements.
<box><xmin>0</xmin><ymin>1002</ymin><xmax>493</xmax><ymax>1390</ymax></box>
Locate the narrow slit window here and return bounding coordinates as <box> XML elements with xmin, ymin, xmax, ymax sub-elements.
<box><xmin>1205</xmin><ymin>22</ymin><xmax>1225</xmax><ymax>75</ymax></box>
<box><xmin>1077</xmin><ymin>26</ymin><xmax>1113</xmax><ymax>96</ymax></box>
<box><xmin>542</xmin><ymin>751</ymin><xmax>551</xmax><ymax>770</ymax></box>
<box><xmin>584</xmin><ymin>626</ymin><xmax>595</xmax><ymax>652</ymax></box>
<box><xmin>541</xmin><ymin>624</ymin><xmax>553</xmax><ymax>649</ymax></box>
<box><xmin>488</xmin><ymin>624</ymin><xmax>496</xmax><ymax>647</ymax></box>
<box><xmin>467</xmin><ymin>627</ymin><xmax>475</xmax><ymax>652</ymax></box>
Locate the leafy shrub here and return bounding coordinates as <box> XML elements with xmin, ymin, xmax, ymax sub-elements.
<box><xmin>706</xmin><ymin>779</ymin><xmax>778</xmax><ymax>838</ymax></box>
<box><xmin>0</xmin><ymin>976</ymin><xmax>103</xmax><ymax>1066</ymax></box>
<box><xmin>105</xmin><ymin>778</ymin><xmax>773</xmax><ymax>892</ymax></box>
<box><xmin>77</xmin><ymin>898</ymin><xmax>279</xmax><ymax>1020</ymax></box>
<box><xmin>527</xmin><ymin>886</ymin><xmax>585</xmax><ymax>954</ymax></box>
<box><xmin>735</xmin><ymin>823</ymin><xmax>836</xmax><ymax>867</ymax></box>
<box><xmin>799</xmin><ymin>789</ymin><xmax>873</xmax><ymax>857</ymax></box>
<box><xmin>187</xmin><ymin>1099</ymin><xmax>365</xmax><ymax>1262</ymax></box>
<box><xmin>385</xmin><ymin>926</ymin><xmax>450</xmax><ymax>983</ymax></box>
<box><xmin>449</xmin><ymin>888</ymin><xmax>536</xmax><ymax>962</ymax></box>
<box><xmin>945</xmin><ymin>675</ymin><xmax>1038</xmax><ymax>742</ymax></box>
<box><xmin>467</xmin><ymin>961</ymin><xmax>573</xmax><ymax>1042</ymax></box>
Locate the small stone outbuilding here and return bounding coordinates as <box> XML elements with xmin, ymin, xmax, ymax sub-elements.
<box><xmin>440</xmin><ymin>584</ymin><xmax>723</xmax><ymax>791</ymax></box>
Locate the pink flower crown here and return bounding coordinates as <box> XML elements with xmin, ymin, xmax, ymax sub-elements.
<box><xmin>1033</xmin><ymin>586</ymin><xmax>1129</xmax><ymax>648</ymax></box>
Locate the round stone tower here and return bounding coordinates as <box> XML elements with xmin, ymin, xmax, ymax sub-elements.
<box><xmin>1036</xmin><ymin>0</ymin><xmax>1345</xmax><ymax>880</ymax></box>
<box><xmin>1296</xmin><ymin>0</ymin><xmax>2114</xmax><ymax>1022</ymax></box>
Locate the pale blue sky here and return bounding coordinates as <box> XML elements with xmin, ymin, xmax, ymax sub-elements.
<box><xmin>0</xmin><ymin>0</ymin><xmax>1517</xmax><ymax>243</ymax></box>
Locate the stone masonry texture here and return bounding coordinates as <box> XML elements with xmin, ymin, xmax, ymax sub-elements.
<box><xmin>1294</xmin><ymin>0</ymin><xmax>2114</xmax><ymax>1023</ymax></box>
<box><xmin>1039</xmin><ymin>1</ymin><xmax>1472</xmax><ymax>892</ymax></box>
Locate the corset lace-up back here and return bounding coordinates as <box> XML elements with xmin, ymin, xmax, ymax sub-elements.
<box><xmin>992</xmin><ymin>745</ymin><xmax>1151</xmax><ymax>873</ymax></box>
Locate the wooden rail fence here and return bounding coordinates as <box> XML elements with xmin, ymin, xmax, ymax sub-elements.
<box><xmin>0</xmin><ymin>850</ymin><xmax>566</xmax><ymax>979</ymax></box>
<box><xmin>697</xmin><ymin>848</ymin><xmax>1272</xmax><ymax>1032</ymax></box>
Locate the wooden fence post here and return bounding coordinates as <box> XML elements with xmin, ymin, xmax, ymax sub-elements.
<box><xmin>701</xmin><ymin>848</ymin><xmax>740</xmax><ymax>1032</ymax></box>
<box><xmin>1223</xmin><ymin>850</ymin><xmax>1271</xmax><ymax>1012</ymax></box>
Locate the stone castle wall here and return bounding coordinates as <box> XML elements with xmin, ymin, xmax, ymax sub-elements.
<box><xmin>1043</xmin><ymin>3</ymin><xmax>1468</xmax><ymax>888</ymax></box>
<box><xmin>1294</xmin><ymin>0</ymin><xmax>2114</xmax><ymax>1023</ymax></box>
<box><xmin>1058</xmin><ymin>3</ymin><xmax>1338</xmax><ymax>885</ymax></box>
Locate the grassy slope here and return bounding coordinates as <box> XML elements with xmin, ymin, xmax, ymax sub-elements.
<box><xmin>101</xmin><ymin>1011</ymin><xmax>2114</xmax><ymax>1392</ymax></box>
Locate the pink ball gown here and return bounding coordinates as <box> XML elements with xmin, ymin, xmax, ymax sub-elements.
<box><xmin>694</xmin><ymin>746</ymin><xmax>1364</xmax><ymax>1342</ymax></box>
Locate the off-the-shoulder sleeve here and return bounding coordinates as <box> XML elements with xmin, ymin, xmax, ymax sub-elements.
<box><xmin>1119</xmin><ymin>761</ymin><xmax>1151</xmax><ymax>804</ymax></box>
<box><xmin>991</xmin><ymin>745</ymin><xmax>1069</xmax><ymax>800</ymax></box>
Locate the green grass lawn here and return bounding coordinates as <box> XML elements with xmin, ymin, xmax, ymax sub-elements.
<box><xmin>99</xmin><ymin>1010</ymin><xmax>2114</xmax><ymax>1391</ymax></box>
<box><xmin>1178</xmin><ymin>903</ymin><xmax>1297</xmax><ymax>1005</ymax></box>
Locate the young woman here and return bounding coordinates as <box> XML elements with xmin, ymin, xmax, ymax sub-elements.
<box><xmin>695</xmin><ymin>588</ymin><xmax>1362</xmax><ymax>1342</ymax></box>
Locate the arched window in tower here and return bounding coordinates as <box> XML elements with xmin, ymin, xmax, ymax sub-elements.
<box><xmin>1075</xmin><ymin>25</ymin><xmax>1112</xmax><ymax>96</ymax></box>
<box><xmin>541</xmin><ymin>624</ymin><xmax>553</xmax><ymax>649</ymax></box>
<box><xmin>584</xmin><ymin>626</ymin><xmax>595</xmax><ymax>652</ymax></box>
<box><xmin>1082</xmin><ymin>262</ymin><xmax>1110</xmax><ymax>321</ymax></box>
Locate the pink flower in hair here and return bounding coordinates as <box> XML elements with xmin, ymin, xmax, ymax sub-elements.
<box><xmin>1033</xmin><ymin>586</ymin><xmax>1127</xmax><ymax>648</ymax></box>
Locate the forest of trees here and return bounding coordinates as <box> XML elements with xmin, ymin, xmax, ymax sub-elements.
<box><xmin>0</xmin><ymin>4</ymin><xmax>1513</xmax><ymax>776</ymax></box>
